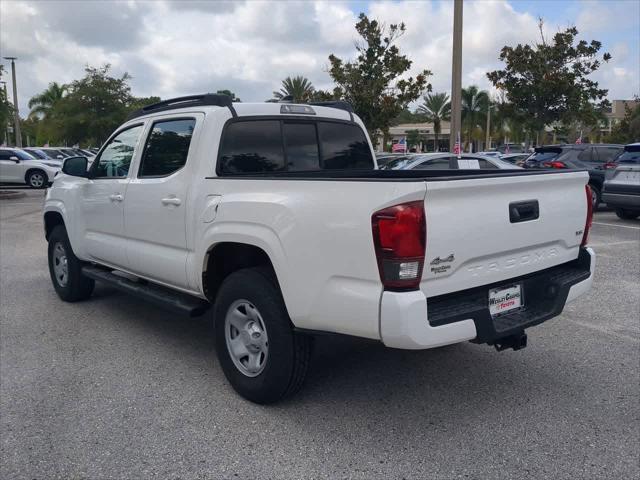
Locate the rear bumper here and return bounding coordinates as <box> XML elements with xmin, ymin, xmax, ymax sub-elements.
<box><xmin>380</xmin><ymin>247</ymin><xmax>595</xmax><ymax>349</ymax></box>
<box><xmin>602</xmin><ymin>192</ymin><xmax>640</xmax><ymax>209</ymax></box>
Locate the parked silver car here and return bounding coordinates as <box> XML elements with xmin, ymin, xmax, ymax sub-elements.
<box><xmin>602</xmin><ymin>143</ymin><xmax>640</xmax><ymax>219</ymax></box>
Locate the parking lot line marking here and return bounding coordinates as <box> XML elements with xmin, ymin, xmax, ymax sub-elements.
<box><xmin>589</xmin><ymin>240</ymin><xmax>640</xmax><ymax>247</ymax></box>
<box><xmin>592</xmin><ymin>222</ymin><xmax>640</xmax><ymax>230</ymax></box>
<box><xmin>565</xmin><ymin>318</ymin><xmax>639</xmax><ymax>343</ymax></box>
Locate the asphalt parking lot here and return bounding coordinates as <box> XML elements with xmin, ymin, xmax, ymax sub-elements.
<box><xmin>1</xmin><ymin>189</ymin><xmax>638</xmax><ymax>479</ymax></box>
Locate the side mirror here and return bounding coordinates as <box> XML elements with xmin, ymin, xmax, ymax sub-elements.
<box><xmin>56</xmin><ymin>155</ymin><xmax>64</xmax><ymax>160</ymax></box>
<box><xmin>62</xmin><ymin>156</ymin><xmax>88</xmax><ymax>177</ymax></box>
<box><xmin>9</xmin><ymin>156</ymin><xmax>20</xmax><ymax>163</ymax></box>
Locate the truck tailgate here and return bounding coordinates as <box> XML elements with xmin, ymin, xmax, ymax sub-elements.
<box><xmin>421</xmin><ymin>171</ymin><xmax>589</xmax><ymax>297</ymax></box>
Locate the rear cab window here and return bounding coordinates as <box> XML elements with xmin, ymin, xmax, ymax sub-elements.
<box><xmin>218</xmin><ymin>118</ymin><xmax>374</xmax><ymax>175</ymax></box>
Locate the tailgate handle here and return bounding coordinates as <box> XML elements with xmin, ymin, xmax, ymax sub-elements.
<box><xmin>509</xmin><ymin>200</ymin><xmax>539</xmax><ymax>223</ymax></box>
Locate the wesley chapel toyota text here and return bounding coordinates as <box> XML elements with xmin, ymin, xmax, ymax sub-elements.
<box><xmin>43</xmin><ymin>94</ymin><xmax>595</xmax><ymax>403</ymax></box>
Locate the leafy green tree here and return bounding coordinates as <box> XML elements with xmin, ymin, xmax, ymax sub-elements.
<box><xmin>405</xmin><ymin>129</ymin><xmax>424</xmax><ymax>151</ymax></box>
<box><xmin>417</xmin><ymin>92</ymin><xmax>450</xmax><ymax>150</ymax></box>
<box><xmin>54</xmin><ymin>65</ymin><xmax>136</xmax><ymax>145</ymax></box>
<box><xmin>272</xmin><ymin>76</ymin><xmax>315</xmax><ymax>102</ymax></box>
<box><xmin>128</xmin><ymin>96</ymin><xmax>162</xmax><ymax>112</ymax></box>
<box><xmin>28</xmin><ymin>82</ymin><xmax>68</xmax><ymax>119</ymax></box>
<box><xmin>461</xmin><ymin>86</ymin><xmax>489</xmax><ymax>151</ymax></box>
<box><xmin>391</xmin><ymin>108</ymin><xmax>423</xmax><ymax>126</ymax></box>
<box><xmin>487</xmin><ymin>21</ymin><xmax>611</xmax><ymax>138</ymax></box>
<box><xmin>216</xmin><ymin>89</ymin><xmax>241</xmax><ymax>102</ymax></box>
<box><xmin>326</xmin><ymin>13</ymin><xmax>431</xmax><ymax>142</ymax></box>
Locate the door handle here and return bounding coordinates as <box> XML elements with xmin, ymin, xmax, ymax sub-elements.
<box><xmin>161</xmin><ymin>197</ymin><xmax>182</xmax><ymax>206</ymax></box>
<box><xmin>109</xmin><ymin>194</ymin><xmax>124</xmax><ymax>202</ymax></box>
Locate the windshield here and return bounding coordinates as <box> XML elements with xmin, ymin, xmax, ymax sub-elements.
<box><xmin>25</xmin><ymin>149</ymin><xmax>47</xmax><ymax>159</ymax></box>
<box><xmin>14</xmin><ymin>150</ymin><xmax>37</xmax><ymax>160</ymax></box>
<box><xmin>380</xmin><ymin>156</ymin><xmax>414</xmax><ymax>170</ymax></box>
<box><xmin>528</xmin><ymin>150</ymin><xmax>561</xmax><ymax>162</ymax></box>
<box><xmin>617</xmin><ymin>149</ymin><xmax>640</xmax><ymax>164</ymax></box>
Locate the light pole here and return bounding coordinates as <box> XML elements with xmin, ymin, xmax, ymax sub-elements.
<box><xmin>3</xmin><ymin>57</ymin><xmax>22</xmax><ymax>147</ymax></box>
<box><xmin>0</xmin><ymin>80</ymin><xmax>9</xmax><ymax>145</ymax></box>
<box><xmin>449</xmin><ymin>0</ymin><xmax>463</xmax><ymax>153</ymax></box>
<box><xmin>485</xmin><ymin>104</ymin><xmax>493</xmax><ymax>150</ymax></box>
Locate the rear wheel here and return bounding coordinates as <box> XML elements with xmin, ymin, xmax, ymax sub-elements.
<box><xmin>47</xmin><ymin>225</ymin><xmax>95</xmax><ymax>301</ymax></box>
<box><xmin>214</xmin><ymin>267</ymin><xmax>312</xmax><ymax>404</ymax></box>
<box><xmin>615</xmin><ymin>208</ymin><xmax>640</xmax><ymax>220</ymax></box>
<box><xmin>27</xmin><ymin>169</ymin><xmax>47</xmax><ymax>189</ymax></box>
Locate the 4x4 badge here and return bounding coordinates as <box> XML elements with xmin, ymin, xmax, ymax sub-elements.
<box><xmin>430</xmin><ymin>254</ymin><xmax>455</xmax><ymax>265</ymax></box>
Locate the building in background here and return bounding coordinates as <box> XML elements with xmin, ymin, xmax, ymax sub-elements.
<box><xmin>377</xmin><ymin>121</ymin><xmax>451</xmax><ymax>153</ymax></box>
<box><xmin>601</xmin><ymin>99</ymin><xmax>639</xmax><ymax>136</ymax></box>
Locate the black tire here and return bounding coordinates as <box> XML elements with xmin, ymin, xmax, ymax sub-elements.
<box><xmin>47</xmin><ymin>225</ymin><xmax>95</xmax><ymax>302</ymax></box>
<box><xmin>26</xmin><ymin>169</ymin><xmax>48</xmax><ymax>189</ymax></box>
<box><xmin>615</xmin><ymin>208</ymin><xmax>640</xmax><ymax>220</ymax></box>
<box><xmin>589</xmin><ymin>184</ymin><xmax>601</xmax><ymax>210</ymax></box>
<box><xmin>214</xmin><ymin>267</ymin><xmax>312</xmax><ymax>404</ymax></box>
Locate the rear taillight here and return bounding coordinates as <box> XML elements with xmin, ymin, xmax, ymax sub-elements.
<box><xmin>543</xmin><ymin>161</ymin><xmax>567</xmax><ymax>169</ymax></box>
<box><xmin>372</xmin><ymin>201</ymin><xmax>426</xmax><ymax>290</ymax></box>
<box><xmin>582</xmin><ymin>185</ymin><xmax>594</xmax><ymax>247</ymax></box>
<box><xmin>604</xmin><ymin>161</ymin><xmax>618</xmax><ymax>170</ymax></box>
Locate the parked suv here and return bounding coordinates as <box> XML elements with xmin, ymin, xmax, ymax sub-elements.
<box><xmin>44</xmin><ymin>94</ymin><xmax>595</xmax><ymax>403</ymax></box>
<box><xmin>603</xmin><ymin>143</ymin><xmax>640</xmax><ymax>219</ymax></box>
<box><xmin>525</xmin><ymin>144</ymin><xmax>624</xmax><ymax>208</ymax></box>
<box><xmin>0</xmin><ymin>147</ymin><xmax>61</xmax><ymax>188</ymax></box>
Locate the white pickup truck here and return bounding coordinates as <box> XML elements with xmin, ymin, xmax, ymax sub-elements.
<box><xmin>44</xmin><ymin>94</ymin><xmax>595</xmax><ymax>403</ymax></box>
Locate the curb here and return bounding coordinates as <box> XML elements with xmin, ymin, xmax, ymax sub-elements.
<box><xmin>0</xmin><ymin>191</ymin><xmax>27</xmax><ymax>200</ymax></box>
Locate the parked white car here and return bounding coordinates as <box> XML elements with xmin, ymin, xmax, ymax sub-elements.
<box><xmin>0</xmin><ymin>148</ymin><xmax>62</xmax><ymax>188</ymax></box>
<box><xmin>381</xmin><ymin>152</ymin><xmax>522</xmax><ymax>170</ymax></box>
<box><xmin>44</xmin><ymin>95</ymin><xmax>595</xmax><ymax>403</ymax></box>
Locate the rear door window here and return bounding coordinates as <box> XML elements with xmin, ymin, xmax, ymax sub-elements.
<box><xmin>596</xmin><ymin>146</ymin><xmax>624</xmax><ymax>162</ymax></box>
<box><xmin>219</xmin><ymin>121</ymin><xmax>285</xmax><ymax>174</ymax></box>
<box><xmin>317</xmin><ymin>122</ymin><xmax>373</xmax><ymax>170</ymax></box>
<box><xmin>139</xmin><ymin>118</ymin><xmax>196</xmax><ymax>177</ymax></box>
<box><xmin>577</xmin><ymin>147</ymin><xmax>594</xmax><ymax>162</ymax></box>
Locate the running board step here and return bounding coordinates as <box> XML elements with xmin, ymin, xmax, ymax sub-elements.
<box><xmin>81</xmin><ymin>265</ymin><xmax>210</xmax><ymax>317</ymax></box>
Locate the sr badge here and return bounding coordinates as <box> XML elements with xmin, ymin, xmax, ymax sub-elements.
<box><xmin>430</xmin><ymin>254</ymin><xmax>454</xmax><ymax>274</ymax></box>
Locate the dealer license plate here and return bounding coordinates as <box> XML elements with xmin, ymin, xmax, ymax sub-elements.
<box><xmin>488</xmin><ymin>284</ymin><xmax>523</xmax><ymax>317</ymax></box>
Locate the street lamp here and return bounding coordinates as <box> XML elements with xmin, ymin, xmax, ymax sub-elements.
<box><xmin>449</xmin><ymin>0</ymin><xmax>463</xmax><ymax>153</ymax></box>
<box><xmin>0</xmin><ymin>80</ymin><xmax>9</xmax><ymax>145</ymax></box>
<box><xmin>3</xmin><ymin>56</ymin><xmax>22</xmax><ymax>147</ymax></box>
<box><xmin>485</xmin><ymin>104</ymin><xmax>494</xmax><ymax>150</ymax></box>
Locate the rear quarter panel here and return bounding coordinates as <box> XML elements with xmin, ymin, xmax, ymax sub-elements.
<box><xmin>193</xmin><ymin>178</ymin><xmax>427</xmax><ymax>340</ymax></box>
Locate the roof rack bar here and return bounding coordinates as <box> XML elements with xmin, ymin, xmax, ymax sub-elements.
<box><xmin>127</xmin><ymin>93</ymin><xmax>236</xmax><ymax>120</ymax></box>
<box><xmin>308</xmin><ymin>101</ymin><xmax>354</xmax><ymax>121</ymax></box>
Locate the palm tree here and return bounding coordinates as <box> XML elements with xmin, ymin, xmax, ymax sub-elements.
<box><xmin>461</xmin><ymin>85</ymin><xmax>489</xmax><ymax>151</ymax></box>
<box><xmin>28</xmin><ymin>82</ymin><xmax>68</xmax><ymax>119</ymax></box>
<box><xmin>417</xmin><ymin>92</ymin><xmax>451</xmax><ymax>151</ymax></box>
<box><xmin>273</xmin><ymin>76</ymin><xmax>315</xmax><ymax>102</ymax></box>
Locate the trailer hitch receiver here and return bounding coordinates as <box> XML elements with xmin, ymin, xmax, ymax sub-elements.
<box><xmin>494</xmin><ymin>333</ymin><xmax>527</xmax><ymax>352</ymax></box>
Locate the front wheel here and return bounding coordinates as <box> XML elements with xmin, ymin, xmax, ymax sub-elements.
<box><xmin>27</xmin><ymin>169</ymin><xmax>47</xmax><ymax>189</ymax></box>
<box><xmin>615</xmin><ymin>208</ymin><xmax>640</xmax><ymax>220</ymax></box>
<box><xmin>214</xmin><ymin>267</ymin><xmax>312</xmax><ymax>404</ymax></box>
<box><xmin>48</xmin><ymin>225</ymin><xmax>95</xmax><ymax>302</ymax></box>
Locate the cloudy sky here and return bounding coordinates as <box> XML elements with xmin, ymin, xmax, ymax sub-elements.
<box><xmin>1</xmin><ymin>0</ymin><xmax>638</xmax><ymax>115</ymax></box>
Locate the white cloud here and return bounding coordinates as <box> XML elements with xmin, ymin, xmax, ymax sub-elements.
<box><xmin>0</xmin><ymin>0</ymin><xmax>637</xmax><ymax>116</ymax></box>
